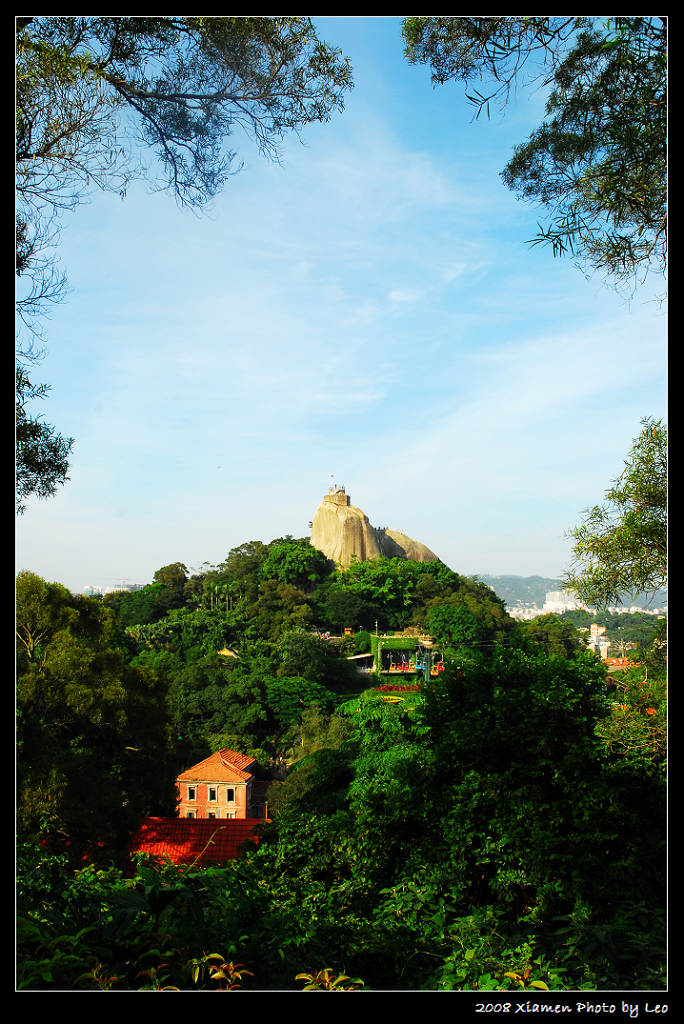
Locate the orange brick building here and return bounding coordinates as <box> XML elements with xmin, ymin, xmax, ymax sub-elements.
<box><xmin>176</xmin><ymin>748</ymin><xmax>268</xmax><ymax>820</ymax></box>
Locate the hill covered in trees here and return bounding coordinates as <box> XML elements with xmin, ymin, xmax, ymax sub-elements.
<box><xmin>16</xmin><ymin>538</ymin><xmax>667</xmax><ymax>991</ymax></box>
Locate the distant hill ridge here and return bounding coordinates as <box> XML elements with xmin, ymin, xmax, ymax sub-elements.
<box><xmin>478</xmin><ymin>575</ymin><xmax>562</xmax><ymax>607</ymax></box>
<box><xmin>479</xmin><ymin>574</ymin><xmax>666</xmax><ymax>610</ymax></box>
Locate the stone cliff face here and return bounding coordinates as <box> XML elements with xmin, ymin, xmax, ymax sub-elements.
<box><xmin>383</xmin><ymin>528</ymin><xmax>440</xmax><ymax>563</ymax></box>
<box><xmin>310</xmin><ymin>486</ymin><xmax>439</xmax><ymax>567</ymax></box>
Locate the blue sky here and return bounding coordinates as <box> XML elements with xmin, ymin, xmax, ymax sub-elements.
<box><xmin>16</xmin><ymin>16</ymin><xmax>667</xmax><ymax>594</ymax></box>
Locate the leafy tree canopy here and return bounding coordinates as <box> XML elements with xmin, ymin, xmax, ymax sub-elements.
<box><xmin>15</xmin><ymin>553</ymin><xmax>667</xmax><ymax>990</ymax></box>
<box><xmin>152</xmin><ymin>562</ymin><xmax>188</xmax><ymax>590</ymax></box>
<box><xmin>261</xmin><ymin>536</ymin><xmax>332</xmax><ymax>590</ymax></box>
<box><xmin>403</xmin><ymin>16</ymin><xmax>667</xmax><ymax>289</ymax></box>
<box><xmin>15</xmin><ymin>367</ymin><xmax>73</xmax><ymax>515</ymax></box>
<box><xmin>563</xmin><ymin>417</ymin><xmax>667</xmax><ymax>607</ymax></box>
<box><xmin>427</xmin><ymin>601</ymin><xmax>480</xmax><ymax>641</ymax></box>
<box><xmin>328</xmin><ymin>558</ymin><xmax>454</xmax><ymax>610</ymax></box>
<box><xmin>103</xmin><ymin>580</ymin><xmax>183</xmax><ymax>628</ymax></box>
<box><xmin>124</xmin><ymin>605</ymin><xmax>231</xmax><ymax>662</ymax></box>
<box><xmin>420</xmin><ymin>644</ymin><xmax>664</xmax><ymax>915</ymax></box>
<box><xmin>167</xmin><ymin>653</ymin><xmax>268</xmax><ymax>758</ymax></box>
<box><xmin>16</xmin><ymin>16</ymin><xmax>352</xmax><ymax>508</ymax></box>
<box><xmin>276</xmin><ymin>626</ymin><xmax>352</xmax><ymax>686</ymax></box>
<box><xmin>16</xmin><ymin>572</ymin><xmax>174</xmax><ymax>853</ymax></box>
<box><xmin>16</xmin><ymin>15</ymin><xmax>352</xmax><ymax>335</ymax></box>
<box><xmin>16</xmin><ymin>17</ymin><xmax>353</xmax><ymax>221</ymax></box>
<box><xmin>264</xmin><ymin>675</ymin><xmax>335</xmax><ymax>727</ymax></box>
<box><xmin>16</xmin><ymin>570</ymin><xmax>71</xmax><ymax>664</ymax></box>
<box><xmin>518</xmin><ymin>612</ymin><xmax>587</xmax><ymax>659</ymax></box>
<box><xmin>217</xmin><ymin>540</ymin><xmax>269</xmax><ymax>594</ymax></box>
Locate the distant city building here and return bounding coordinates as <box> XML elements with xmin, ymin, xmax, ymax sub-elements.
<box><xmin>103</xmin><ymin>581</ymin><xmax>145</xmax><ymax>595</ymax></box>
<box><xmin>79</xmin><ymin>581</ymin><xmax>146</xmax><ymax>596</ymax></box>
<box><xmin>505</xmin><ymin>591</ymin><xmax>665</xmax><ymax>621</ymax></box>
<box><xmin>586</xmin><ymin>622</ymin><xmax>611</xmax><ymax>660</ymax></box>
<box><xmin>543</xmin><ymin>589</ymin><xmax>584</xmax><ymax>614</ymax></box>
<box><xmin>506</xmin><ymin>604</ymin><xmax>544</xmax><ymax>621</ymax></box>
<box><xmin>506</xmin><ymin>599</ymin><xmax>666</xmax><ymax>621</ymax></box>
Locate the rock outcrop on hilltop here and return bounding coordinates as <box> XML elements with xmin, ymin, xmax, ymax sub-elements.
<box><xmin>310</xmin><ymin>485</ymin><xmax>439</xmax><ymax>567</ymax></box>
<box><xmin>383</xmin><ymin>528</ymin><xmax>439</xmax><ymax>564</ymax></box>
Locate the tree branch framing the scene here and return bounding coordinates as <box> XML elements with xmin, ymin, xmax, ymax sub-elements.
<box><xmin>402</xmin><ymin>16</ymin><xmax>667</xmax><ymax>291</ymax></box>
<box><xmin>15</xmin><ymin>16</ymin><xmax>353</xmax><ymax>511</ymax></box>
<box><xmin>16</xmin><ymin>367</ymin><xmax>74</xmax><ymax>516</ymax></box>
<box><xmin>563</xmin><ymin>418</ymin><xmax>667</xmax><ymax>608</ymax></box>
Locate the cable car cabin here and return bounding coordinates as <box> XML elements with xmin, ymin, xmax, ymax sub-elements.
<box><xmin>386</xmin><ymin>655</ymin><xmax>417</xmax><ymax>673</ymax></box>
<box><xmin>430</xmin><ymin>661</ymin><xmax>445</xmax><ymax>677</ymax></box>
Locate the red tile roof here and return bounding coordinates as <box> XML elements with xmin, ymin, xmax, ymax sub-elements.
<box><xmin>129</xmin><ymin>817</ymin><xmax>264</xmax><ymax>867</ymax></box>
<box><xmin>176</xmin><ymin>748</ymin><xmax>257</xmax><ymax>784</ymax></box>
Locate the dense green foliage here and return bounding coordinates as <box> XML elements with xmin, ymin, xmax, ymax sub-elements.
<box><xmin>15</xmin><ymin>368</ymin><xmax>74</xmax><ymax>515</ymax></box>
<box><xmin>16</xmin><ymin>571</ymin><xmax>176</xmax><ymax>853</ymax></box>
<box><xmin>560</xmin><ymin>608</ymin><xmax>665</xmax><ymax>657</ymax></box>
<box><xmin>16</xmin><ymin>536</ymin><xmax>666</xmax><ymax>991</ymax></box>
<box><xmin>564</xmin><ymin>418</ymin><xmax>667</xmax><ymax>608</ymax></box>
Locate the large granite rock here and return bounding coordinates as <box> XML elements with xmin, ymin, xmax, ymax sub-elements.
<box><xmin>383</xmin><ymin>528</ymin><xmax>440</xmax><ymax>563</ymax></box>
<box><xmin>310</xmin><ymin>486</ymin><xmax>439</xmax><ymax>567</ymax></box>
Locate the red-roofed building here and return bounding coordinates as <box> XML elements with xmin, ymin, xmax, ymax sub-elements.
<box><xmin>129</xmin><ymin>817</ymin><xmax>263</xmax><ymax>867</ymax></box>
<box><xmin>175</xmin><ymin>748</ymin><xmax>268</xmax><ymax>820</ymax></box>
<box><xmin>128</xmin><ymin>749</ymin><xmax>269</xmax><ymax>867</ymax></box>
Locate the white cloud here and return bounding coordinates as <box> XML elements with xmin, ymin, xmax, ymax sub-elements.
<box><xmin>388</xmin><ymin>288</ymin><xmax>424</xmax><ymax>304</ymax></box>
